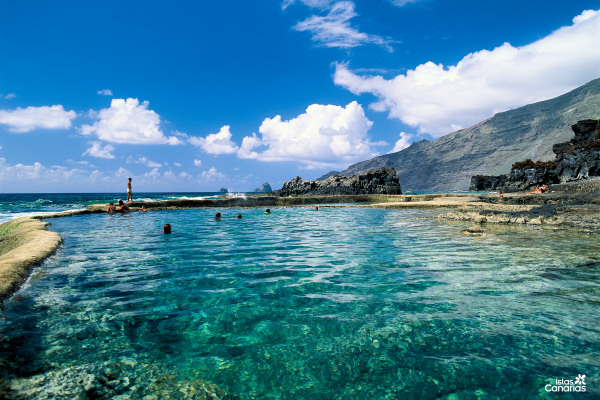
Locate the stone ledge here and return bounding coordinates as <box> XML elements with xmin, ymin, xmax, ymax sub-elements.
<box><xmin>0</xmin><ymin>217</ymin><xmax>62</xmax><ymax>301</ymax></box>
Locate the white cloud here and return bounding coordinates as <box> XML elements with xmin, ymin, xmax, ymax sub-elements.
<box><xmin>127</xmin><ymin>156</ymin><xmax>162</xmax><ymax>168</ymax></box>
<box><xmin>193</xmin><ymin>159</ymin><xmax>202</xmax><ymax>167</ymax></box>
<box><xmin>334</xmin><ymin>9</ymin><xmax>600</xmax><ymax>138</ymax></box>
<box><xmin>390</xmin><ymin>132</ymin><xmax>412</xmax><ymax>153</ymax></box>
<box><xmin>97</xmin><ymin>89</ymin><xmax>113</xmax><ymax>96</ymax></box>
<box><xmin>293</xmin><ymin>1</ymin><xmax>392</xmax><ymax>51</ymax></box>
<box><xmin>4</xmin><ymin>93</ymin><xmax>16</xmax><ymax>100</ymax></box>
<box><xmin>83</xmin><ymin>141</ymin><xmax>115</xmax><ymax>159</ymax></box>
<box><xmin>238</xmin><ymin>101</ymin><xmax>379</xmax><ymax>169</ymax></box>
<box><xmin>283</xmin><ymin>0</ymin><xmax>334</xmax><ymax>10</ymax></box>
<box><xmin>174</xmin><ymin>162</ymin><xmax>182</xmax><ymax>167</ymax></box>
<box><xmin>389</xmin><ymin>0</ymin><xmax>422</xmax><ymax>6</ymax></box>
<box><xmin>200</xmin><ymin>167</ymin><xmax>225</xmax><ymax>180</ymax></box>
<box><xmin>0</xmin><ymin>105</ymin><xmax>76</xmax><ymax>133</ymax></box>
<box><xmin>80</xmin><ymin>98</ymin><xmax>182</xmax><ymax>145</ymax></box>
<box><xmin>0</xmin><ymin>158</ymin><xmax>106</xmax><ymax>192</ymax></box>
<box><xmin>188</xmin><ymin>125</ymin><xmax>239</xmax><ymax>155</ymax></box>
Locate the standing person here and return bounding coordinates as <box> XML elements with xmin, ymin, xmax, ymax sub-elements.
<box><xmin>127</xmin><ymin>178</ymin><xmax>133</xmax><ymax>203</ymax></box>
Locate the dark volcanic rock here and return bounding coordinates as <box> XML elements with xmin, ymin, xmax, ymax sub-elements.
<box><xmin>276</xmin><ymin>168</ymin><xmax>402</xmax><ymax>196</ymax></box>
<box><xmin>470</xmin><ymin>119</ymin><xmax>600</xmax><ymax>191</ymax></box>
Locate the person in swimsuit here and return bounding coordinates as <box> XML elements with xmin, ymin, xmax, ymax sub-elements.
<box><xmin>127</xmin><ymin>178</ymin><xmax>133</xmax><ymax>203</ymax></box>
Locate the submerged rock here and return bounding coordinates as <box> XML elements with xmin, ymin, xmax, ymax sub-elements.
<box><xmin>276</xmin><ymin>168</ymin><xmax>402</xmax><ymax>196</ymax></box>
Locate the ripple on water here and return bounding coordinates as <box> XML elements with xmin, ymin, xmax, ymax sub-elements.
<box><xmin>1</xmin><ymin>207</ymin><xmax>600</xmax><ymax>399</ymax></box>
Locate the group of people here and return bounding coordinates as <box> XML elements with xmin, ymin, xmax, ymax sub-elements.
<box><xmin>106</xmin><ymin>178</ymin><xmax>149</xmax><ymax>213</ymax></box>
<box><xmin>162</xmin><ymin>209</ymin><xmax>274</xmax><ymax>234</ymax></box>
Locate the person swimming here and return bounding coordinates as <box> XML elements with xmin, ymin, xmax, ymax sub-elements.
<box><xmin>106</xmin><ymin>202</ymin><xmax>116</xmax><ymax>214</ymax></box>
<box><xmin>237</xmin><ymin>213</ymin><xmax>242</xmax><ymax>219</ymax></box>
<box><xmin>216</xmin><ymin>212</ymin><xmax>222</xmax><ymax>220</ymax></box>
<box><xmin>264</xmin><ymin>209</ymin><xmax>271</xmax><ymax>214</ymax></box>
<box><xmin>163</xmin><ymin>224</ymin><xmax>171</xmax><ymax>234</ymax></box>
<box><xmin>140</xmin><ymin>205</ymin><xmax>147</xmax><ymax>212</ymax></box>
<box><xmin>314</xmin><ymin>206</ymin><xmax>319</xmax><ymax>211</ymax></box>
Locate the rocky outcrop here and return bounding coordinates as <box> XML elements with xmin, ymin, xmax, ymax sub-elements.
<box><xmin>471</xmin><ymin>119</ymin><xmax>600</xmax><ymax>191</ymax></box>
<box><xmin>0</xmin><ymin>217</ymin><xmax>62</xmax><ymax>301</ymax></box>
<box><xmin>276</xmin><ymin>168</ymin><xmax>402</xmax><ymax>197</ymax></box>
<box><xmin>253</xmin><ymin>182</ymin><xmax>273</xmax><ymax>193</ymax></box>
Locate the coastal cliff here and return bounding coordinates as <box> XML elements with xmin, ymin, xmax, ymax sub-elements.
<box><xmin>319</xmin><ymin>78</ymin><xmax>600</xmax><ymax>191</ymax></box>
<box><xmin>471</xmin><ymin>119</ymin><xmax>600</xmax><ymax>191</ymax></box>
<box><xmin>276</xmin><ymin>168</ymin><xmax>402</xmax><ymax>197</ymax></box>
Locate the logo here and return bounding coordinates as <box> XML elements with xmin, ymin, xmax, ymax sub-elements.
<box><xmin>545</xmin><ymin>374</ymin><xmax>586</xmax><ymax>392</ymax></box>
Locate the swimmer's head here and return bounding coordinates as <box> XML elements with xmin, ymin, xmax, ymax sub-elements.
<box><xmin>265</xmin><ymin>209</ymin><xmax>271</xmax><ymax>214</ymax></box>
<box><xmin>164</xmin><ymin>224</ymin><xmax>171</xmax><ymax>234</ymax></box>
<box><xmin>237</xmin><ymin>213</ymin><xmax>242</xmax><ymax>219</ymax></box>
<box><xmin>216</xmin><ymin>212</ymin><xmax>221</xmax><ymax>219</ymax></box>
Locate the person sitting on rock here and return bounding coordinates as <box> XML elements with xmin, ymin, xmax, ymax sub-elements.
<box><xmin>117</xmin><ymin>200</ymin><xmax>130</xmax><ymax>213</ymax></box>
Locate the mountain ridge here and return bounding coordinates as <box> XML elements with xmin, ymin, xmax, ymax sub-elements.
<box><xmin>319</xmin><ymin>78</ymin><xmax>600</xmax><ymax>191</ymax></box>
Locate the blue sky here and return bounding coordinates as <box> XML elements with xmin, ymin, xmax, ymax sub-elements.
<box><xmin>1</xmin><ymin>0</ymin><xmax>599</xmax><ymax>193</ymax></box>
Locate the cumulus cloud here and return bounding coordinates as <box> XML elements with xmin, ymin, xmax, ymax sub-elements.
<box><xmin>127</xmin><ymin>156</ymin><xmax>162</xmax><ymax>168</ymax></box>
<box><xmin>0</xmin><ymin>158</ymin><xmax>108</xmax><ymax>192</ymax></box>
<box><xmin>80</xmin><ymin>98</ymin><xmax>183</xmax><ymax>145</ymax></box>
<box><xmin>390</xmin><ymin>132</ymin><xmax>412</xmax><ymax>153</ymax></box>
<box><xmin>238</xmin><ymin>101</ymin><xmax>379</xmax><ymax>169</ymax></box>
<box><xmin>0</xmin><ymin>105</ymin><xmax>76</xmax><ymax>133</ymax></box>
<box><xmin>173</xmin><ymin>162</ymin><xmax>182</xmax><ymax>167</ymax></box>
<box><xmin>293</xmin><ymin>1</ymin><xmax>392</xmax><ymax>51</ymax></box>
<box><xmin>188</xmin><ymin>125</ymin><xmax>239</xmax><ymax>155</ymax></box>
<box><xmin>200</xmin><ymin>167</ymin><xmax>225</xmax><ymax>180</ymax></box>
<box><xmin>334</xmin><ymin>9</ymin><xmax>600</xmax><ymax>138</ymax></box>
<box><xmin>97</xmin><ymin>89</ymin><xmax>113</xmax><ymax>96</ymax></box>
<box><xmin>193</xmin><ymin>159</ymin><xmax>202</xmax><ymax>167</ymax></box>
<box><xmin>83</xmin><ymin>142</ymin><xmax>115</xmax><ymax>159</ymax></box>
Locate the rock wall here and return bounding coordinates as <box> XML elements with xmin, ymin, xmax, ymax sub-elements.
<box><xmin>470</xmin><ymin>119</ymin><xmax>600</xmax><ymax>192</ymax></box>
<box><xmin>277</xmin><ymin>168</ymin><xmax>402</xmax><ymax>197</ymax></box>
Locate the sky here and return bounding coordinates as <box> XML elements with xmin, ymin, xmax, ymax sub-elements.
<box><xmin>1</xmin><ymin>0</ymin><xmax>599</xmax><ymax>193</ymax></box>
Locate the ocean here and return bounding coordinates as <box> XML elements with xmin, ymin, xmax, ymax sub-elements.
<box><xmin>0</xmin><ymin>192</ymin><xmax>231</xmax><ymax>224</ymax></box>
<box><xmin>0</xmin><ymin>194</ymin><xmax>599</xmax><ymax>398</ymax></box>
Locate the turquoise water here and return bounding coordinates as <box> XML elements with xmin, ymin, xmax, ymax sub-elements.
<box><xmin>1</xmin><ymin>207</ymin><xmax>600</xmax><ymax>398</ymax></box>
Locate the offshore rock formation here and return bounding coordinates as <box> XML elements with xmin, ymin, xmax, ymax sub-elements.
<box><xmin>276</xmin><ymin>168</ymin><xmax>402</xmax><ymax>197</ymax></box>
<box><xmin>471</xmin><ymin>119</ymin><xmax>600</xmax><ymax>192</ymax></box>
<box><xmin>253</xmin><ymin>182</ymin><xmax>273</xmax><ymax>193</ymax></box>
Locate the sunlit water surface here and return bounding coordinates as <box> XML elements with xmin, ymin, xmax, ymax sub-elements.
<box><xmin>1</xmin><ymin>208</ymin><xmax>599</xmax><ymax>399</ymax></box>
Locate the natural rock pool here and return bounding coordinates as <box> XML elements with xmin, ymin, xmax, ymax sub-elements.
<box><xmin>1</xmin><ymin>207</ymin><xmax>599</xmax><ymax>399</ymax></box>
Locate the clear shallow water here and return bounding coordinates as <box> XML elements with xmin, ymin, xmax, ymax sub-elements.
<box><xmin>1</xmin><ymin>207</ymin><xmax>600</xmax><ymax>398</ymax></box>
